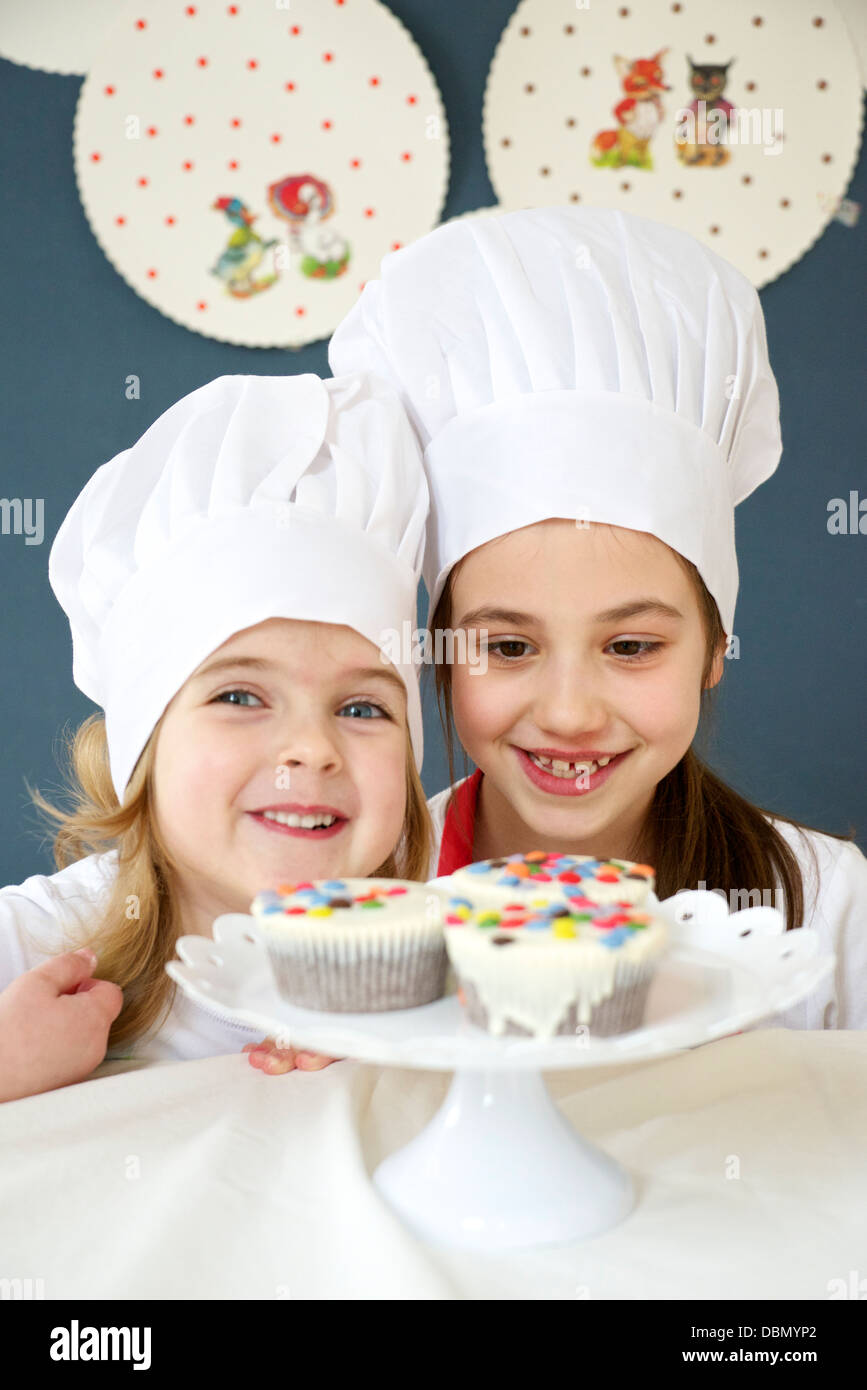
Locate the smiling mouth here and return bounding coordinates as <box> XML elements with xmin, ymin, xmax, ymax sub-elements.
<box><xmin>524</xmin><ymin>752</ymin><xmax>621</xmax><ymax>779</ymax></box>
<box><xmin>261</xmin><ymin>810</ymin><xmax>342</xmax><ymax>829</ymax></box>
<box><xmin>250</xmin><ymin>804</ymin><xmax>349</xmax><ymax>835</ymax></box>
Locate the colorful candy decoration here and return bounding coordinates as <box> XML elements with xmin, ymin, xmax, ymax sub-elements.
<box><xmin>455</xmin><ymin>851</ymin><xmax>654</xmax><ymax>893</ymax></box>
<box><xmin>253</xmin><ymin>879</ymin><xmax>410</xmax><ymax>919</ymax></box>
<box><xmin>443</xmin><ymin>898</ymin><xmax>651</xmax><ymax>950</ymax></box>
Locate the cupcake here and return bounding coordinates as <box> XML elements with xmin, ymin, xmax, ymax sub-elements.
<box><xmin>250</xmin><ymin>878</ymin><xmax>447</xmax><ymax>1012</ymax></box>
<box><xmin>443</xmin><ymin>897</ymin><xmax>667</xmax><ymax>1039</ymax></box>
<box><xmin>446</xmin><ymin>851</ymin><xmax>655</xmax><ymax>910</ymax></box>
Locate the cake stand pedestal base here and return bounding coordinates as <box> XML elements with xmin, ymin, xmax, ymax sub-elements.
<box><xmin>373</xmin><ymin>1067</ymin><xmax>634</xmax><ymax>1251</ymax></box>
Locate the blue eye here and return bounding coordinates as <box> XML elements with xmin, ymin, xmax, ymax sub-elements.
<box><xmin>608</xmin><ymin>640</ymin><xmax>664</xmax><ymax>661</ymax></box>
<box><xmin>339</xmin><ymin>701</ymin><xmax>388</xmax><ymax>720</ymax></box>
<box><xmin>213</xmin><ymin>689</ymin><xmax>263</xmax><ymax>707</ymax></box>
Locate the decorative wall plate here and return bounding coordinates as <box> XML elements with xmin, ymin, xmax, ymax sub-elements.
<box><xmin>483</xmin><ymin>0</ymin><xmax>863</xmax><ymax>287</ymax></box>
<box><xmin>74</xmin><ymin>0</ymin><xmax>449</xmax><ymax>346</ymax></box>
<box><xmin>837</xmin><ymin>0</ymin><xmax>867</xmax><ymax>90</ymax></box>
<box><xmin>0</xmin><ymin>0</ymin><xmax>131</xmax><ymax>76</ymax></box>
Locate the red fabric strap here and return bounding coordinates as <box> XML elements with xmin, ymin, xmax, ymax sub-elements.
<box><xmin>436</xmin><ymin>768</ymin><xmax>483</xmax><ymax>875</ymax></box>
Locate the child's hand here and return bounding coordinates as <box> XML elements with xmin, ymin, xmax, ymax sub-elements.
<box><xmin>242</xmin><ymin>1036</ymin><xmax>339</xmax><ymax>1074</ymax></box>
<box><xmin>0</xmin><ymin>948</ymin><xmax>124</xmax><ymax>1103</ymax></box>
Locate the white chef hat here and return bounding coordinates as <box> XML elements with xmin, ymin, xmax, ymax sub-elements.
<box><xmin>329</xmin><ymin>206</ymin><xmax>782</xmax><ymax>636</ymax></box>
<box><xmin>49</xmin><ymin>372</ymin><xmax>427</xmax><ymax>800</ymax></box>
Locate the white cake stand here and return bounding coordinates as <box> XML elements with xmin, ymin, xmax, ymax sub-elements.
<box><xmin>167</xmin><ymin>890</ymin><xmax>833</xmax><ymax>1252</ymax></box>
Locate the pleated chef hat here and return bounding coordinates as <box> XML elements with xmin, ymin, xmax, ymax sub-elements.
<box><xmin>329</xmin><ymin>206</ymin><xmax>782</xmax><ymax>635</ymax></box>
<box><xmin>49</xmin><ymin>372</ymin><xmax>428</xmax><ymax>799</ymax></box>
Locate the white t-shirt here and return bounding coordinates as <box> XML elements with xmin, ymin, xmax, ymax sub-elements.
<box><xmin>426</xmin><ymin>777</ymin><xmax>867</xmax><ymax>1032</ymax></box>
<box><xmin>0</xmin><ymin>853</ymin><xmax>264</xmax><ymax>1062</ymax></box>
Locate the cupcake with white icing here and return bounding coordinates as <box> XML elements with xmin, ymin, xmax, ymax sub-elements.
<box><xmin>443</xmin><ymin>896</ymin><xmax>667</xmax><ymax>1038</ymax></box>
<box><xmin>251</xmin><ymin>878</ymin><xmax>446</xmax><ymax>1012</ymax></box>
<box><xmin>445</xmin><ymin>851</ymin><xmax>655</xmax><ymax>911</ymax></box>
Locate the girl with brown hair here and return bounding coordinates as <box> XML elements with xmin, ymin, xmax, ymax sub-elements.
<box><xmin>330</xmin><ymin>206</ymin><xmax>867</xmax><ymax>1031</ymax></box>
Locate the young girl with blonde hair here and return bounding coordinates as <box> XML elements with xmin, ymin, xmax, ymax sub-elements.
<box><xmin>0</xmin><ymin>372</ymin><xmax>431</xmax><ymax>1100</ymax></box>
<box><xmin>330</xmin><ymin>205</ymin><xmax>867</xmax><ymax>1031</ymax></box>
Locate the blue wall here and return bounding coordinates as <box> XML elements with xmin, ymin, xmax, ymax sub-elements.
<box><xmin>1</xmin><ymin>1</ymin><xmax>864</xmax><ymax>889</ymax></box>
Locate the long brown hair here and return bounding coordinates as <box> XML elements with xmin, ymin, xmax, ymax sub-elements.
<box><xmin>428</xmin><ymin>547</ymin><xmax>852</xmax><ymax>929</ymax></box>
<box><xmin>33</xmin><ymin>713</ymin><xmax>432</xmax><ymax>1050</ymax></box>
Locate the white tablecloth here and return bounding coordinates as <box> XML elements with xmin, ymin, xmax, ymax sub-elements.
<box><xmin>1</xmin><ymin>1030</ymin><xmax>864</xmax><ymax>1300</ymax></box>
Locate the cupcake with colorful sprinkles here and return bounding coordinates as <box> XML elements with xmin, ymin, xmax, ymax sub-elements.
<box><xmin>442</xmin><ymin>895</ymin><xmax>668</xmax><ymax>1038</ymax></box>
<box><xmin>251</xmin><ymin>879</ymin><xmax>446</xmax><ymax>1012</ymax></box>
<box><xmin>447</xmin><ymin>851</ymin><xmax>655</xmax><ymax>910</ymax></box>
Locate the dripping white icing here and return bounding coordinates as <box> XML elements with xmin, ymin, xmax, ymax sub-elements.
<box><xmin>445</xmin><ymin>920</ymin><xmax>667</xmax><ymax>1037</ymax></box>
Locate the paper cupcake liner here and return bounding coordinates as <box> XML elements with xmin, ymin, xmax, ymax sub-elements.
<box><xmin>264</xmin><ymin>933</ymin><xmax>447</xmax><ymax>1013</ymax></box>
<box><xmin>458</xmin><ymin>958</ymin><xmax>658</xmax><ymax>1039</ymax></box>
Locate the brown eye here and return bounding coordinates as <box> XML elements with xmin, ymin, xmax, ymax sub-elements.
<box><xmin>490</xmin><ymin>640</ymin><xmax>531</xmax><ymax>659</ymax></box>
<box><xmin>608</xmin><ymin>640</ymin><xmax>664</xmax><ymax>661</ymax></box>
